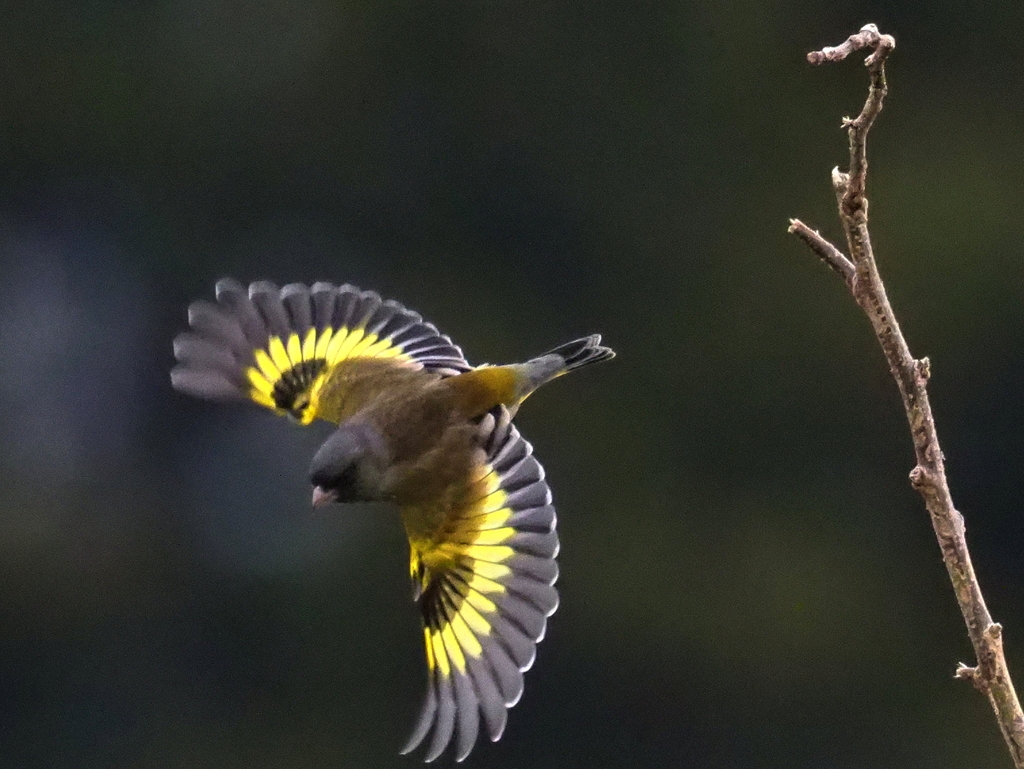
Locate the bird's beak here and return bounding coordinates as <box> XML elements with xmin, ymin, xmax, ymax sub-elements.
<box><xmin>311</xmin><ymin>486</ymin><xmax>338</xmax><ymax>508</ymax></box>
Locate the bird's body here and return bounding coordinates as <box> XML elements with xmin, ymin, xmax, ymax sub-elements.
<box><xmin>171</xmin><ymin>279</ymin><xmax>613</xmax><ymax>761</ymax></box>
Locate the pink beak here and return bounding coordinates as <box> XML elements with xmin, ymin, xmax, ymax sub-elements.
<box><xmin>311</xmin><ymin>486</ymin><xmax>338</xmax><ymax>508</ymax></box>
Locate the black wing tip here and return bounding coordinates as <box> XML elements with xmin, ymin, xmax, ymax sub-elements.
<box><xmin>193</xmin><ymin>279</ymin><xmax>472</xmax><ymax>374</ymax></box>
<box><xmin>451</xmin><ymin>674</ymin><xmax>480</xmax><ymax>762</ymax></box>
<box><xmin>401</xmin><ymin>676</ymin><xmax>439</xmax><ymax>757</ymax></box>
<box><xmin>311</xmin><ymin>280</ymin><xmax>336</xmax><ymax>295</ymax></box>
<box><xmin>401</xmin><ymin>672</ymin><xmax>494</xmax><ymax>763</ymax></box>
<box><xmin>280</xmin><ymin>283</ymin><xmax>312</xmax><ymax>310</ymax></box>
<box><xmin>423</xmin><ymin>675</ymin><xmax>456</xmax><ymax>762</ymax></box>
<box><xmin>170</xmin><ymin>365</ymin><xmax>246</xmax><ymax>401</ymax></box>
<box><xmin>247</xmin><ymin>279</ymin><xmax>280</xmax><ymax>296</ymax></box>
<box><xmin>212</xmin><ymin>278</ymin><xmax>331</xmax><ymax>298</ymax></box>
<box><xmin>214</xmin><ymin>276</ymin><xmax>246</xmax><ymax>297</ymax></box>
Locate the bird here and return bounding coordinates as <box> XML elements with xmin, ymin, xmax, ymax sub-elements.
<box><xmin>170</xmin><ymin>279</ymin><xmax>614</xmax><ymax>761</ymax></box>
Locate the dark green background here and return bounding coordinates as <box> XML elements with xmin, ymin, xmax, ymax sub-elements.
<box><xmin>2</xmin><ymin>1</ymin><xmax>1024</xmax><ymax>766</ymax></box>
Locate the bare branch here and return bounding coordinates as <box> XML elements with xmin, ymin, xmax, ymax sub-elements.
<box><xmin>787</xmin><ymin>219</ymin><xmax>855</xmax><ymax>286</ymax></box>
<box><xmin>806</xmin><ymin>24</ymin><xmax>895</xmax><ymax>66</ymax></box>
<box><xmin>837</xmin><ymin>26</ymin><xmax>893</xmax><ymax>220</ymax></box>
<box><xmin>789</xmin><ymin>25</ymin><xmax>1024</xmax><ymax>767</ymax></box>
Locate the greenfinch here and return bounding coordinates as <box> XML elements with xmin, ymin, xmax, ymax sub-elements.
<box><xmin>172</xmin><ymin>279</ymin><xmax>613</xmax><ymax>761</ymax></box>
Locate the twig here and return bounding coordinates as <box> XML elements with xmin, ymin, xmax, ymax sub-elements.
<box><xmin>787</xmin><ymin>219</ymin><xmax>855</xmax><ymax>286</ymax></box>
<box><xmin>806</xmin><ymin>24</ymin><xmax>895</xmax><ymax>68</ymax></box>
<box><xmin>789</xmin><ymin>24</ymin><xmax>1024</xmax><ymax>767</ymax></box>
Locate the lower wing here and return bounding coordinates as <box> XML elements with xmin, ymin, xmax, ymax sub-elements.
<box><xmin>403</xmin><ymin>408</ymin><xmax>559</xmax><ymax>762</ymax></box>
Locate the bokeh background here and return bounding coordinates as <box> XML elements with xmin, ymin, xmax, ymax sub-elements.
<box><xmin>2</xmin><ymin>1</ymin><xmax>1024</xmax><ymax>767</ymax></box>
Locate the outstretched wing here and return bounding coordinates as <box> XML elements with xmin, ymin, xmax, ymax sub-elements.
<box><xmin>402</xmin><ymin>408</ymin><xmax>559</xmax><ymax>762</ymax></box>
<box><xmin>171</xmin><ymin>279</ymin><xmax>471</xmax><ymax>424</ymax></box>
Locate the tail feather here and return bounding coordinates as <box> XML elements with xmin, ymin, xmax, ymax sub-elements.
<box><xmin>447</xmin><ymin>335</ymin><xmax>614</xmax><ymax>419</ymax></box>
<box><xmin>511</xmin><ymin>335</ymin><xmax>615</xmax><ymax>407</ymax></box>
<box><xmin>542</xmin><ymin>334</ymin><xmax>616</xmax><ymax>372</ymax></box>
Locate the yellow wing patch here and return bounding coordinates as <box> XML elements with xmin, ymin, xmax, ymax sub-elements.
<box><xmin>244</xmin><ymin>327</ymin><xmax>414</xmax><ymax>424</ymax></box>
<box><xmin>403</xmin><ymin>413</ymin><xmax>560</xmax><ymax>761</ymax></box>
<box><xmin>171</xmin><ymin>280</ymin><xmax>472</xmax><ymax>421</ymax></box>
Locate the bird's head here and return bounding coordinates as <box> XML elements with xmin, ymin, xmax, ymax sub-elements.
<box><xmin>308</xmin><ymin>422</ymin><xmax>388</xmax><ymax>507</ymax></box>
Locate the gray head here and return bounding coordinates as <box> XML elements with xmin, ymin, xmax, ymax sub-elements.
<box><xmin>309</xmin><ymin>422</ymin><xmax>388</xmax><ymax>506</ymax></box>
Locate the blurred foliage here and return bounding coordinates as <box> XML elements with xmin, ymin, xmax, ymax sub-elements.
<box><xmin>2</xmin><ymin>1</ymin><xmax>1024</xmax><ymax>766</ymax></box>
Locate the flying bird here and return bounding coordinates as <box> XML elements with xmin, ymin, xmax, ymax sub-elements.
<box><xmin>171</xmin><ymin>279</ymin><xmax>614</xmax><ymax>761</ymax></box>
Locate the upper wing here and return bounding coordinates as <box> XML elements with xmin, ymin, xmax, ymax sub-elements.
<box><xmin>402</xmin><ymin>408</ymin><xmax>559</xmax><ymax>762</ymax></box>
<box><xmin>171</xmin><ymin>279</ymin><xmax>471</xmax><ymax>424</ymax></box>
